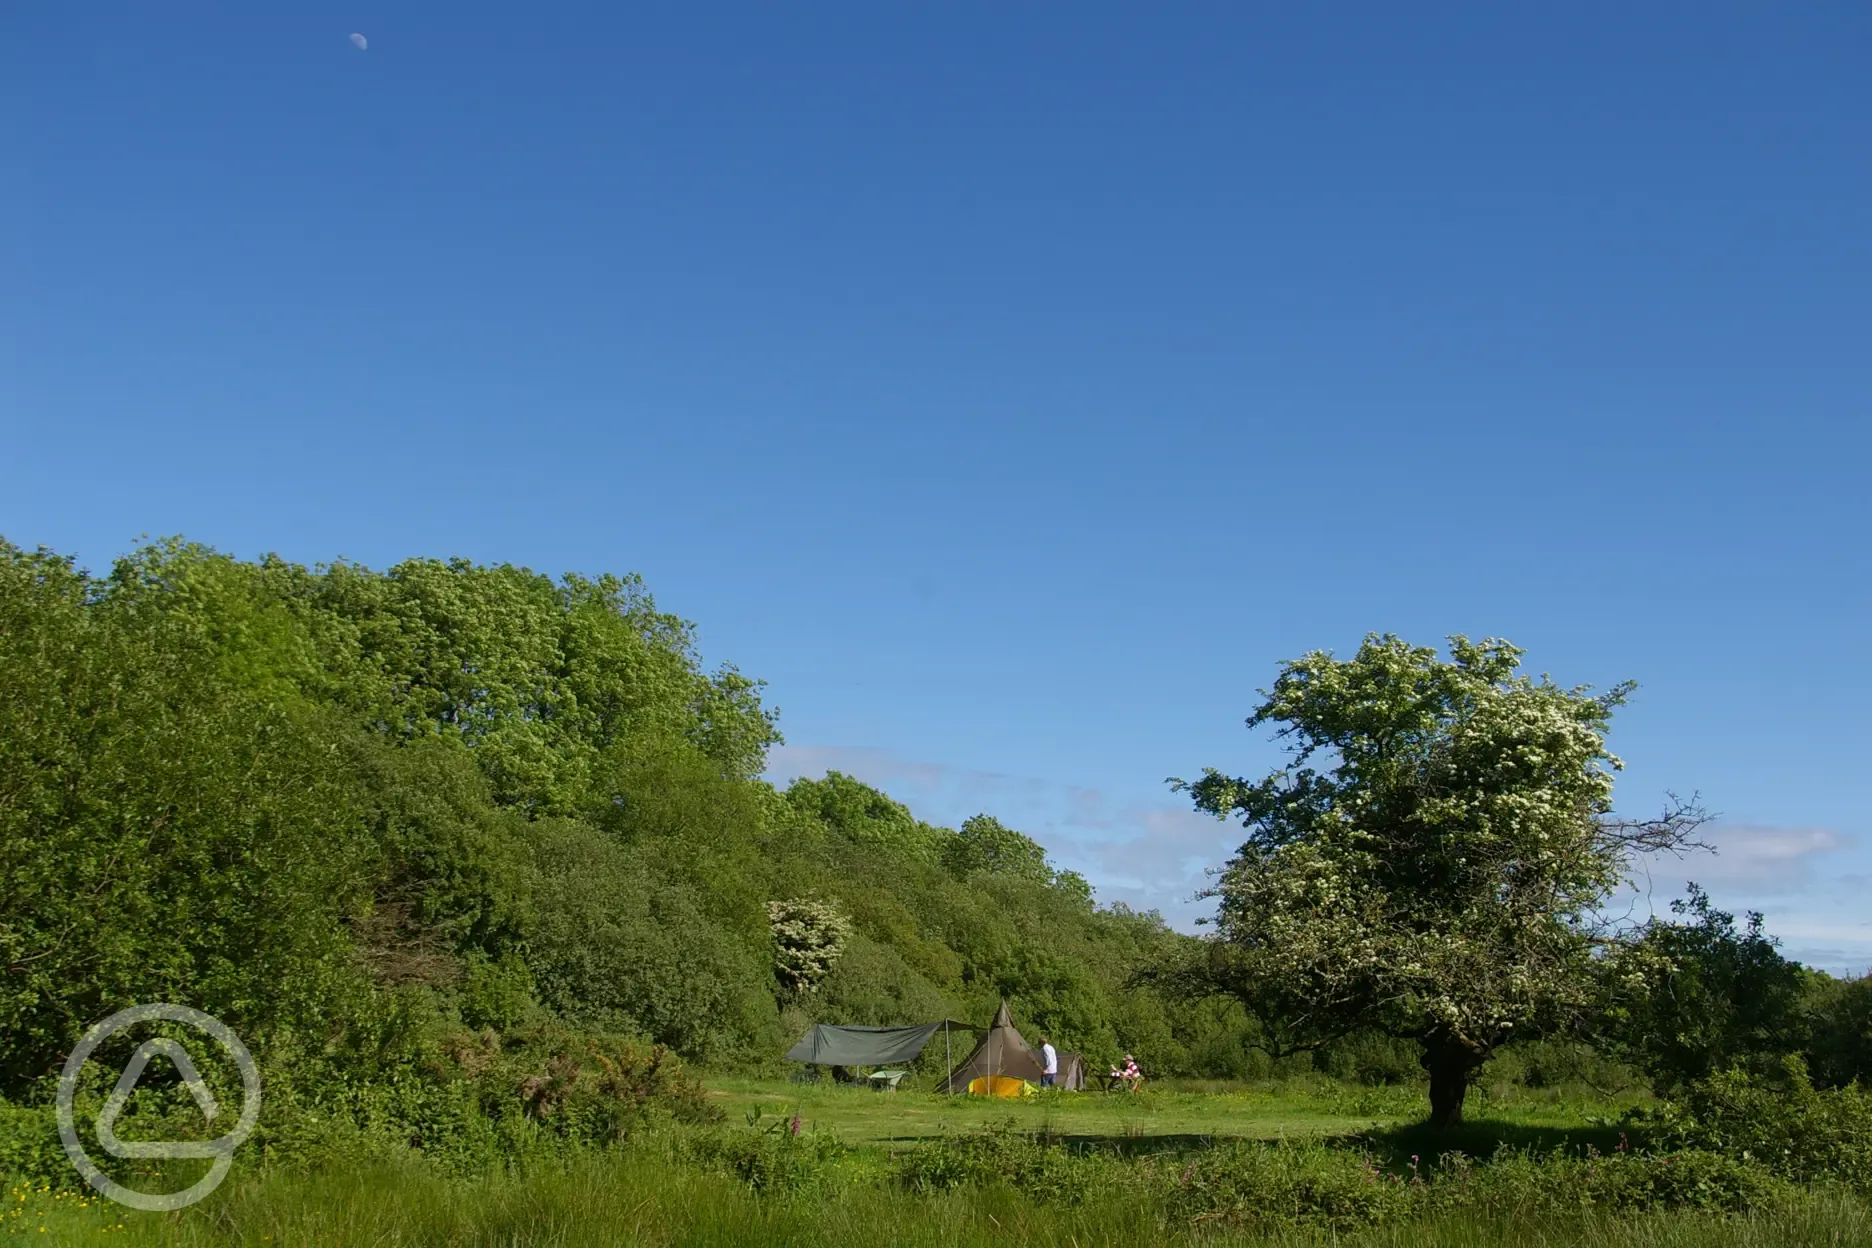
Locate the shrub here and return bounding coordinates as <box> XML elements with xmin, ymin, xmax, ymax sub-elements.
<box><xmin>523</xmin><ymin>820</ymin><xmax>777</xmax><ymax>1062</ymax></box>
<box><xmin>1163</xmin><ymin>1139</ymin><xmax>1417</xmax><ymax>1229</ymax></box>
<box><xmin>682</xmin><ymin>1113</ymin><xmax>852</xmax><ymax>1196</ymax></box>
<box><xmin>1626</xmin><ymin>1056</ymin><xmax>1872</xmax><ymax>1189</ymax></box>
<box><xmin>1467</xmin><ymin>1146</ymin><xmax>1787</xmax><ymax>1215</ymax></box>
<box><xmin>456</xmin><ymin>1023</ymin><xmax>718</xmax><ymax>1144</ymax></box>
<box><xmin>892</xmin><ymin>1123</ymin><xmax>1125</xmax><ymax>1206</ymax></box>
<box><xmin>250</xmin><ymin>1019</ymin><xmax>721</xmax><ymax>1175</ymax></box>
<box><xmin>0</xmin><ymin>1102</ymin><xmax>66</xmax><ymax>1188</ymax></box>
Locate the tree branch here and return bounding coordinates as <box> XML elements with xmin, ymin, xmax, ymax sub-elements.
<box><xmin>1599</xmin><ymin>790</ymin><xmax>1714</xmax><ymax>858</ymax></box>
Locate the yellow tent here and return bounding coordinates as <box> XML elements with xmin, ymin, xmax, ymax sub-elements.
<box><xmin>966</xmin><ymin>1074</ymin><xmax>1035</xmax><ymax>1098</ymax></box>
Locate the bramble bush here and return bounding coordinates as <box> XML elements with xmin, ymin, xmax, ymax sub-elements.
<box><xmin>1625</xmin><ymin>1056</ymin><xmax>1872</xmax><ymax>1189</ymax></box>
<box><xmin>1464</xmin><ymin>1145</ymin><xmax>1787</xmax><ymax>1215</ymax></box>
<box><xmin>893</xmin><ymin>1122</ymin><xmax>1126</xmax><ymax>1205</ymax></box>
<box><xmin>680</xmin><ymin>1111</ymin><xmax>854</xmax><ymax>1197</ymax></box>
<box><xmin>1160</xmin><ymin>1139</ymin><xmax>1415</xmax><ymax>1230</ymax></box>
<box><xmin>323</xmin><ymin>1022</ymin><xmax>720</xmax><ymax>1173</ymax></box>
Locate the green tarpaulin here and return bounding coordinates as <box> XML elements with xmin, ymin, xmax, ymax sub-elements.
<box><xmin>784</xmin><ymin>1021</ymin><xmax>976</xmax><ymax>1067</ymax></box>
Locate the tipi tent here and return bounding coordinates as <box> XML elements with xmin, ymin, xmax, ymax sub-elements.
<box><xmin>937</xmin><ymin>1002</ymin><xmax>1050</xmax><ymax>1094</ymax></box>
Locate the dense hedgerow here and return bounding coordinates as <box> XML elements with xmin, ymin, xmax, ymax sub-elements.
<box><xmin>0</xmin><ymin>1013</ymin><xmax>723</xmax><ymax>1197</ymax></box>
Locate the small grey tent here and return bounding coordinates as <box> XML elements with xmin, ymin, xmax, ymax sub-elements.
<box><xmin>936</xmin><ymin>1002</ymin><xmax>1054</xmax><ymax>1094</ymax></box>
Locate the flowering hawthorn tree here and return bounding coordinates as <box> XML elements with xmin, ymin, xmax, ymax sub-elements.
<box><xmin>767</xmin><ymin>898</ymin><xmax>854</xmax><ymax>998</ymax></box>
<box><xmin>1173</xmin><ymin>635</ymin><xmax>1706</xmax><ymax>1127</ymax></box>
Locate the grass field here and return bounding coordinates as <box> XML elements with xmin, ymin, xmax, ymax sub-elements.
<box><xmin>708</xmin><ymin>1075</ymin><xmax>1388</xmax><ymax>1148</ymax></box>
<box><xmin>10</xmin><ymin>1077</ymin><xmax>1867</xmax><ymax>1246</ymax></box>
<box><xmin>705</xmin><ymin>1073</ymin><xmax>1644</xmax><ymax>1164</ymax></box>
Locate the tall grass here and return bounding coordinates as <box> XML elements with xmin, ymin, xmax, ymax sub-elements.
<box><xmin>14</xmin><ymin>1068</ymin><xmax>1870</xmax><ymax>1246</ymax></box>
<box><xmin>17</xmin><ymin>1154</ymin><xmax>1870</xmax><ymax>1248</ymax></box>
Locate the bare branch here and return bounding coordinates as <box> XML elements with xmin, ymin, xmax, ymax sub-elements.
<box><xmin>1598</xmin><ymin>790</ymin><xmax>1715</xmax><ymax>858</ymax></box>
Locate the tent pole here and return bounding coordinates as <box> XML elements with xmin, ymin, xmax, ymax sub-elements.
<box><xmin>944</xmin><ymin>1021</ymin><xmax>952</xmax><ymax>1096</ymax></box>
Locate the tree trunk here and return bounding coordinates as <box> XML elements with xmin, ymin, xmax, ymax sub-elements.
<box><xmin>1420</xmin><ymin>1040</ymin><xmax>1483</xmax><ymax>1129</ymax></box>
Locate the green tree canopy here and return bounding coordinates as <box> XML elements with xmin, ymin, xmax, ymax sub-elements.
<box><xmin>943</xmin><ymin>815</ymin><xmax>1055</xmax><ymax>885</ymax></box>
<box><xmin>784</xmin><ymin>771</ymin><xmax>940</xmax><ymax>860</ymax></box>
<box><xmin>0</xmin><ymin>543</ymin><xmax>378</xmax><ymax>1085</ymax></box>
<box><xmin>1171</xmin><ymin>634</ymin><xmax>1707</xmax><ymax>1126</ymax></box>
<box><xmin>1599</xmin><ymin>883</ymin><xmax>1807</xmax><ymax>1089</ymax></box>
<box><xmin>1</xmin><ymin>535</ymin><xmax>1228</xmax><ymax>1100</ymax></box>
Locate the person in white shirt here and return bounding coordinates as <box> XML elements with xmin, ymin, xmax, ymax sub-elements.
<box><xmin>1039</xmin><ymin>1036</ymin><xmax>1058</xmax><ymax>1088</ymax></box>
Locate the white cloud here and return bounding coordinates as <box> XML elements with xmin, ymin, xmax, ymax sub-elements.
<box><xmin>1629</xmin><ymin>824</ymin><xmax>1853</xmax><ymax>898</ymax></box>
<box><xmin>766</xmin><ymin>744</ymin><xmax>953</xmax><ymax>791</ymax></box>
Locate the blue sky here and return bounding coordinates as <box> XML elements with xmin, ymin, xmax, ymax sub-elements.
<box><xmin>4</xmin><ymin>4</ymin><xmax>1867</xmax><ymax>968</ymax></box>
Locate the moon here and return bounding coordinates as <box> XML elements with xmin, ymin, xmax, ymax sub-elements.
<box><xmin>350</xmin><ymin>33</ymin><xmax>368</xmax><ymax>51</ymax></box>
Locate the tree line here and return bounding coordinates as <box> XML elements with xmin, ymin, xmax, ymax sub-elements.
<box><xmin>2</xmin><ymin>538</ymin><xmax>1865</xmax><ymax>1130</ymax></box>
<box><xmin>0</xmin><ymin>538</ymin><xmax>1250</xmax><ymax>1108</ymax></box>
